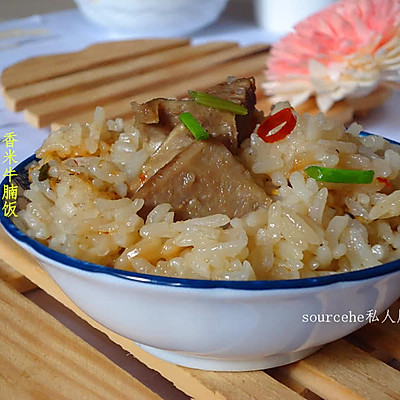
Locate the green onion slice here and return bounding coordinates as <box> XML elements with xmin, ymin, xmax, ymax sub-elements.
<box><xmin>189</xmin><ymin>90</ymin><xmax>248</xmax><ymax>115</ymax></box>
<box><xmin>179</xmin><ymin>112</ymin><xmax>209</xmax><ymax>141</ymax></box>
<box><xmin>305</xmin><ymin>166</ymin><xmax>374</xmax><ymax>184</ymax></box>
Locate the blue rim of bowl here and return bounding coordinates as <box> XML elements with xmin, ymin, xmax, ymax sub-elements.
<box><xmin>1</xmin><ymin>132</ymin><xmax>400</xmax><ymax>290</ymax></box>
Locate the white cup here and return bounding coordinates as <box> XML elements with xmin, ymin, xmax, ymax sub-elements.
<box><xmin>254</xmin><ymin>0</ymin><xmax>337</xmax><ymax>35</ymax></box>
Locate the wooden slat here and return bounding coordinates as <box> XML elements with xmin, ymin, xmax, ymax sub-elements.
<box><xmin>25</xmin><ymin>45</ymin><xmax>269</xmax><ymax>128</ymax></box>
<box><xmin>189</xmin><ymin>370</ymin><xmax>303</xmax><ymax>400</ymax></box>
<box><xmin>346</xmin><ymin>86</ymin><xmax>393</xmax><ymax>114</ymax></box>
<box><xmin>269</xmin><ymin>369</ymin><xmax>308</xmax><ymax>395</ymax></box>
<box><xmin>1</xmin><ymin>38</ymin><xmax>189</xmax><ymax>89</ymax></box>
<box><xmin>0</xmin><ymin>279</ymin><xmax>161</xmax><ymax>400</ymax></box>
<box><xmin>270</xmin><ymin>371</ymin><xmax>324</xmax><ymax>400</ymax></box>
<box><xmin>0</xmin><ymin>226</ymin><xmax>302</xmax><ymax>400</ymax></box>
<box><xmin>278</xmin><ymin>340</ymin><xmax>400</xmax><ymax>400</ymax></box>
<box><xmin>257</xmin><ymin>95</ymin><xmax>355</xmax><ymax>124</ymax></box>
<box><xmin>51</xmin><ymin>52</ymin><xmax>268</xmax><ymax>129</ymax></box>
<box><xmin>4</xmin><ymin>41</ymin><xmax>239</xmax><ymax>111</ymax></box>
<box><xmin>0</xmin><ymin>258</ymin><xmax>36</xmax><ymax>293</ymax></box>
<box><xmin>350</xmin><ymin>323</ymin><xmax>400</xmax><ymax>360</ymax></box>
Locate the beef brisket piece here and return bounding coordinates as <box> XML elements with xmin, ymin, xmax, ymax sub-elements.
<box><xmin>129</xmin><ymin>76</ymin><xmax>269</xmax><ymax>220</ymax></box>
<box><xmin>133</xmin><ymin>139</ymin><xmax>270</xmax><ymax>220</ymax></box>
<box><xmin>203</xmin><ymin>76</ymin><xmax>262</xmax><ymax>145</ymax></box>
<box><xmin>130</xmin><ymin>77</ymin><xmax>262</xmax><ymax>154</ymax></box>
<box><xmin>130</xmin><ymin>124</ymin><xmax>194</xmax><ymax>193</ymax></box>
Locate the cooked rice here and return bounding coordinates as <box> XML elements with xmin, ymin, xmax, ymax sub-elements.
<box><xmin>19</xmin><ymin>104</ymin><xmax>400</xmax><ymax>280</ymax></box>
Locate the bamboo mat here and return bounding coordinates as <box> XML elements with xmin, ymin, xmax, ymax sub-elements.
<box><xmin>1</xmin><ymin>226</ymin><xmax>400</xmax><ymax>400</ymax></box>
<box><xmin>1</xmin><ymin>38</ymin><xmax>392</xmax><ymax>130</ymax></box>
<box><xmin>0</xmin><ymin>279</ymin><xmax>162</xmax><ymax>400</ymax></box>
<box><xmin>0</xmin><ymin>257</ymin><xmax>35</xmax><ymax>293</ymax></box>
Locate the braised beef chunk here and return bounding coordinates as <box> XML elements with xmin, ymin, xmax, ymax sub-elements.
<box><xmin>133</xmin><ymin>140</ymin><xmax>270</xmax><ymax>220</ymax></box>
<box><xmin>129</xmin><ymin>76</ymin><xmax>270</xmax><ymax>220</ymax></box>
<box><xmin>130</xmin><ymin>77</ymin><xmax>262</xmax><ymax>154</ymax></box>
<box><xmin>130</xmin><ymin>124</ymin><xmax>194</xmax><ymax>193</ymax></box>
<box><xmin>131</xmin><ymin>99</ymin><xmax>239</xmax><ymax>152</ymax></box>
<box><xmin>203</xmin><ymin>76</ymin><xmax>263</xmax><ymax>145</ymax></box>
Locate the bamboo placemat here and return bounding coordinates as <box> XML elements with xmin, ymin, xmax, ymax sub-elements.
<box><xmin>0</xmin><ymin>257</ymin><xmax>35</xmax><ymax>293</ymax></box>
<box><xmin>1</xmin><ymin>226</ymin><xmax>400</xmax><ymax>400</ymax></box>
<box><xmin>0</xmin><ymin>278</ymin><xmax>163</xmax><ymax>400</ymax></box>
<box><xmin>1</xmin><ymin>38</ymin><xmax>391</xmax><ymax>130</ymax></box>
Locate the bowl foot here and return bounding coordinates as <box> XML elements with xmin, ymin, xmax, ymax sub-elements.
<box><xmin>135</xmin><ymin>343</ymin><xmax>322</xmax><ymax>371</ymax></box>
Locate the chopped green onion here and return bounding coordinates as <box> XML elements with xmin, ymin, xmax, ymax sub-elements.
<box><xmin>189</xmin><ymin>90</ymin><xmax>248</xmax><ymax>115</ymax></box>
<box><xmin>179</xmin><ymin>112</ymin><xmax>210</xmax><ymax>141</ymax></box>
<box><xmin>305</xmin><ymin>166</ymin><xmax>374</xmax><ymax>184</ymax></box>
<box><xmin>38</xmin><ymin>163</ymin><xmax>50</xmax><ymax>181</ymax></box>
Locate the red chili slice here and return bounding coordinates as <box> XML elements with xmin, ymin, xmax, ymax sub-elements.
<box><xmin>139</xmin><ymin>172</ymin><xmax>147</xmax><ymax>184</ymax></box>
<box><xmin>377</xmin><ymin>177</ymin><xmax>391</xmax><ymax>189</ymax></box>
<box><xmin>257</xmin><ymin>107</ymin><xmax>297</xmax><ymax>143</ymax></box>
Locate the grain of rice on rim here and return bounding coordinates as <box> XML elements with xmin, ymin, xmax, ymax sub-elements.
<box><xmin>19</xmin><ymin>104</ymin><xmax>400</xmax><ymax>280</ymax></box>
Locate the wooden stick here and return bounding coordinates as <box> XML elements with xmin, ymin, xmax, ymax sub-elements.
<box><xmin>350</xmin><ymin>322</ymin><xmax>400</xmax><ymax>360</ymax></box>
<box><xmin>1</xmin><ymin>38</ymin><xmax>189</xmax><ymax>90</ymax></box>
<box><xmin>280</xmin><ymin>340</ymin><xmax>400</xmax><ymax>400</ymax></box>
<box><xmin>50</xmin><ymin>52</ymin><xmax>268</xmax><ymax>129</ymax></box>
<box><xmin>0</xmin><ymin>279</ymin><xmax>162</xmax><ymax>400</ymax></box>
<box><xmin>381</xmin><ymin>80</ymin><xmax>400</xmax><ymax>92</ymax></box>
<box><xmin>0</xmin><ymin>258</ymin><xmax>36</xmax><ymax>293</ymax></box>
<box><xmin>26</xmin><ymin>46</ymin><xmax>269</xmax><ymax>128</ymax></box>
<box><xmin>345</xmin><ymin>86</ymin><xmax>393</xmax><ymax>114</ymax></box>
<box><xmin>4</xmin><ymin>41</ymin><xmax>239</xmax><ymax>112</ymax></box>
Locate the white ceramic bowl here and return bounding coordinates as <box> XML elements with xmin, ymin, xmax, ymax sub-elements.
<box><xmin>74</xmin><ymin>0</ymin><xmax>229</xmax><ymax>36</ymax></box>
<box><xmin>3</xmin><ymin>152</ymin><xmax>400</xmax><ymax>371</ymax></box>
<box><xmin>254</xmin><ymin>0</ymin><xmax>336</xmax><ymax>35</ymax></box>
